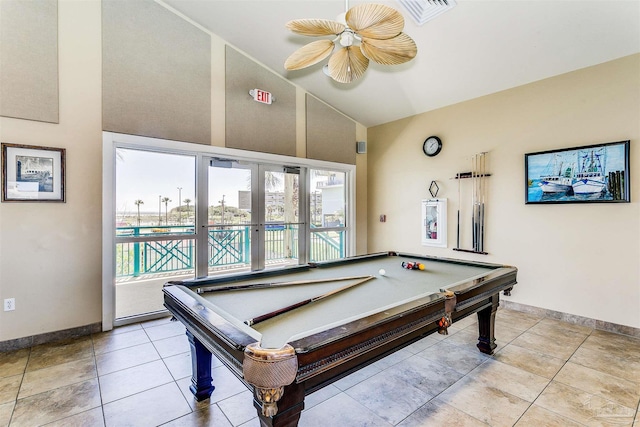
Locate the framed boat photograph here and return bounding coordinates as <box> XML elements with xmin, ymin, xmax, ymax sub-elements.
<box><xmin>525</xmin><ymin>140</ymin><xmax>630</xmax><ymax>204</ymax></box>
<box><xmin>1</xmin><ymin>143</ymin><xmax>66</xmax><ymax>202</ymax></box>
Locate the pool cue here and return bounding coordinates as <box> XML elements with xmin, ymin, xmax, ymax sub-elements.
<box><xmin>483</xmin><ymin>153</ymin><xmax>487</xmax><ymax>251</ymax></box>
<box><xmin>478</xmin><ymin>153</ymin><xmax>484</xmax><ymax>252</ymax></box>
<box><xmin>471</xmin><ymin>155</ymin><xmax>475</xmax><ymax>251</ymax></box>
<box><xmin>198</xmin><ymin>275</ymin><xmax>373</xmax><ymax>294</ymax></box>
<box><xmin>482</xmin><ymin>153</ymin><xmax>486</xmax><ymax>251</ymax></box>
<box><xmin>479</xmin><ymin>153</ymin><xmax>485</xmax><ymax>253</ymax></box>
<box><xmin>244</xmin><ymin>275</ymin><xmax>375</xmax><ymax>326</ymax></box>
<box><xmin>477</xmin><ymin>153</ymin><xmax>481</xmax><ymax>252</ymax></box>
<box><xmin>473</xmin><ymin>154</ymin><xmax>479</xmax><ymax>252</ymax></box>
<box><xmin>456</xmin><ymin>171</ymin><xmax>461</xmax><ymax>249</ymax></box>
<box><xmin>475</xmin><ymin>154</ymin><xmax>480</xmax><ymax>251</ymax></box>
<box><xmin>478</xmin><ymin>155</ymin><xmax>482</xmax><ymax>251</ymax></box>
<box><xmin>471</xmin><ymin>154</ymin><xmax>477</xmax><ymax>251</ymax></box>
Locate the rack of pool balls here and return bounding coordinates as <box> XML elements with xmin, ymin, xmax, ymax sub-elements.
<box><xmin>402</xmin><ymin>261</ymin><xmax>425</xmax><ymax>270</ymax></box>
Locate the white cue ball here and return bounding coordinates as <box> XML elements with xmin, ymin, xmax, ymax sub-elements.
<box><xmin>379</xmin><ymin>269</ymin><xmax>386</xmax><ymax>276</ymax></box>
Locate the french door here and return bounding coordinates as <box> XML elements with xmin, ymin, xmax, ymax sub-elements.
<box><xmin>104</xmin><ymin>132</ymin><xmax>354</xmax><ymax>329</ymax></box>
<box><xmin>200</xmin><ymin>158</ymin><xmax>307</xmax><ymax>276</ymax></box>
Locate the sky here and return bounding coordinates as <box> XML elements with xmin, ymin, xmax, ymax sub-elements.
<box><xmin>116</xmin><ymin>148</ymin><xmax>195</xmax><ymax>214</ymax></box>
<box><xmin>115</xmin><ymin>148</ymin><xmax>334</xmax><ymax>215</ymax></box>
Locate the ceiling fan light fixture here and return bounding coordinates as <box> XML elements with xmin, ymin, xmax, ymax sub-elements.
<box><xmin>339</xmin><ymin>31</ymin><xmax>355</xmax><ymax>47</ymax></box>
<box><xmin>284</xmin><ymin>2</ymin><xmax>417</xmax><ymax>83</ymax></box>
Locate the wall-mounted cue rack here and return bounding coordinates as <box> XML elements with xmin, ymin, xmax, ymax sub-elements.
<box><xmin>453</xmin><ymin>152</ymin><xmax>491</xmax><ymax>255</ymax></box>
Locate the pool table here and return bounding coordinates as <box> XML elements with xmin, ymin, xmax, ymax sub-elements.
<box><xmin>163</xmin><ymin>252</ymin><xmax>517</xmax><ymax>427</ymax></box>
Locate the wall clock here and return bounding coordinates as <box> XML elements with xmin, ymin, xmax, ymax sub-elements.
<box><xmin>423</xmin><ymin>136</ymin><xmax>442</xmax><ymax>157</ymax></box>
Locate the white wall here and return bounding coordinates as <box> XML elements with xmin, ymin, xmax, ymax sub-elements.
<box><xmin>368</xmin><ymin>54</ymin><xmax>640</xmax><ymax>329</ymax></box>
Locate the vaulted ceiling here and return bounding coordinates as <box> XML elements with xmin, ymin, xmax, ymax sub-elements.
<box><xmin>163</xmin><ymin>0</ymin><xmax>640</xmax><ymax>127</ymax></box>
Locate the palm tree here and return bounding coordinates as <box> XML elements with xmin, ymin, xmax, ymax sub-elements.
<box><xmin>183</xmin><ymin>198</ymin><xmax>192</xmax><ymax>223</ymax></box>
<box><xmin>283</xmin><ymin>174</ymin><xmax>297</xmax><ymax>258</ymax></box>
<box><xmin>134</xmin><ymin>199</ymin><xmax>144</xmax><ymax>226</ymax></box>
<box><xmin>219</xmin><ymin>195</ymin><xmax>226</xmax><ymax>224</ymax></box>
<box><xmin>246</xmin><ymin>172</ymin><xmax>281</xmax><ymax>191</ymax></box>
<box><xmin>162</xmin><ymin>197</ymin><xmax>172</xmax><ymax>225</ymax></box>
<box><xmin>265</xmin><ymin>171</ymin><xmax>282</xmax><ymax>191</ymax></box>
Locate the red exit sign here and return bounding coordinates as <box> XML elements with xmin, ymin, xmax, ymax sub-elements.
<box><xmin>252</xmin><ymin>88</ymin><xmax>272</xmax><ymax>105</ymax></box>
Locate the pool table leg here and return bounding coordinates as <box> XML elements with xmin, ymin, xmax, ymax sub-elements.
<box><xmin>476</xmin><ymin>294</ymin><xmax>499</xmax><ymax>354</ymax></box>
<box><xmin>186</xmin><ymin>330</ymin><xmax>215</xmax><ymax>401</ymax></box>
<box><xmin>255</xmin><ymin>382</ymin><xmax>305</xmax><ymax>427</ymax></box>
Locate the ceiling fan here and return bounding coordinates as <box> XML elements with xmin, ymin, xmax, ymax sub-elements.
<box><xmin>284</xmin><ymin>1</ymin><xmax>417</xmax><ymax>84</ymax></box>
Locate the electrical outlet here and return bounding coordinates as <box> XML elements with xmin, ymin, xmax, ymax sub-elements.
<box><xmin>4</xmin><ymin>298</ymin><xmax>15</xmax><ymax>311</ymax></box>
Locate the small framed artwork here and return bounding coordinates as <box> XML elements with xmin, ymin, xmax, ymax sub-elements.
<box><xmin>422</xmin><ymin>198</ymin><xmax>447</xmax><ymax>247</ymax></box>
<box><xmin>525</xmin><ymin>140</ymin><xmax>630</xmax><ymax>204</ymax></box>
<box><xmin>2</xmin><ymin>143</ymin><xmax>66</xmax><ymax>202</ymax></box>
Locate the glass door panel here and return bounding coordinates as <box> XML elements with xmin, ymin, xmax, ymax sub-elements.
<box><xmin>207</xmin><ymin>160</ymin><xmax>255</xmax><ymax>275</ymax></box>
<box><xmin>309</xmin><ymin>169</ymin><xmax>346</xmax><ymax>262</ymax></box>
<box><xmin>114</xmin><ymin>148</ymin><xmax>195</xmax><ymax>320</ymax></box>
<box><xmin>263</xmin><ymin>166</ymin><xmax>302</xmax><ymax>269</ymax></box>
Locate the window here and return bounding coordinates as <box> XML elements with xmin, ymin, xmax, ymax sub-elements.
<box><xmin>103</xmin><ymin>133</ymin><xmax>355</xmax><ymax>327</ymax></box>
<box><xmin>114</xmin><ymin>148</ymin><xmax>196</xmax><ymax>319</ymax></box>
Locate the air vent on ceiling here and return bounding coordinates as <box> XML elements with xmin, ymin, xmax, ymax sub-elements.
<box><xmin>397</xmin><ymin>0</ymin><xmax>457</xmax><ymax>26</ymax></box>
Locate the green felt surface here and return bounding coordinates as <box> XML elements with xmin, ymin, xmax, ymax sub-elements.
<box><xmin>197</xmin><ymin>256</ymin><xmax>494</xmax><ymax>349</ymax></box>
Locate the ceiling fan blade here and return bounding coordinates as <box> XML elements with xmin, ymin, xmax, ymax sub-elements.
<box><xmin>286</xmin><ymin>19</ymin><xmax>345</xmax><ymax>37</ymax></box>
<box><xmin>328</xmin><ymin>46</ymin><xmax>369</xmax><ymax>84</ymax></box>
<box><xmin>360</xmin><ymin>33</ymin><xmax>417</xmax><ymax>65</ymax></box>
<box><xmin>284</xmin><ymin>40</ymin><xmax>335</xmax><ymax>70</ymax></box>
<box><xmin>346</xmin><ymin>3</ymin><xmax>404</xmax><ymax>40</ymax></box>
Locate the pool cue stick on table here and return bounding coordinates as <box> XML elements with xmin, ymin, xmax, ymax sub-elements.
<box><xmin>244</xmin><ymin>275</ymin><xmax>375</xmax><ymax>326</ymax></box>
<box><xmin>197</xmin><ymin>275</ymin><xmax>374</xmax><ymax>294</ymax></box>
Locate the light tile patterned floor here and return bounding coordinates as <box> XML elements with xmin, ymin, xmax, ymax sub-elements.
<box><xmin>1</xmin><ymin>309</ymin><xmax>639</xmax><ymax>427</ymax></box>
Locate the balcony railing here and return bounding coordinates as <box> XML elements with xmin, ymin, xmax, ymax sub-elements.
<box><xmin>116</xmin><ymin>225</ymin><xmax>344</xmax><ymax>278</ymax></box>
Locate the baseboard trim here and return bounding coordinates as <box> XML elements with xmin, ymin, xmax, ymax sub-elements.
<box><xmin>0</xmin><ymin>322</ymin><xmax>102</xmax><ymax>352</ymax></box>
<box><xmin>502</xmin><ymin>300</ymin><xmax>640</xmax><ymax>339</ymax></box>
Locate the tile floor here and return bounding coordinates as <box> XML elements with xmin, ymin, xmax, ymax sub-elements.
<box><xmin>1</xmin><ymin>308</ymin><xmax>639</xmax><ymax>427</ymax></box>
